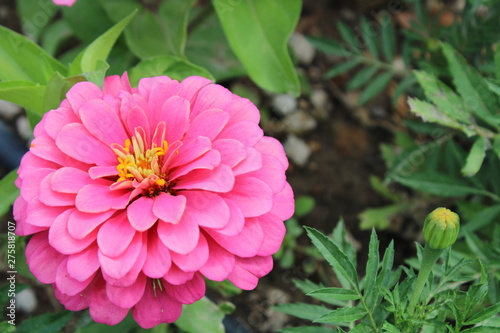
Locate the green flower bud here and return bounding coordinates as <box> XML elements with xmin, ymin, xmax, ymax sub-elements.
<box><xmin>423</xmin><ymin>207</ymin><xmax>460</xmax><ymax>249</ymax></box>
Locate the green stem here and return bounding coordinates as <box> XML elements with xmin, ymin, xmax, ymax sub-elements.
<box><xmin>407</xmin><ymin>245</ymin><xmax>443</xmax><ymax>316</ymax></box>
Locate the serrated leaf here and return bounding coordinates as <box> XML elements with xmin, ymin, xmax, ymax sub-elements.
<box><xmin>307</xmin><ymin>36</ymin><xmax>351</xmax><ymax>57</ymax></box>
<box><xmin>307</xmin><ymin>287</ymin><xmax>360</xmax><ymax>300</ymax></box>
<box><xmin>462</xmin><ymin>137</ymin><xmax>488</xmax><ymax>177</ymax></box>
<box><xmin>15</xmin><ymin>311</ymin><xmax>73</xmax><ymax>333</ymax></box>
<box><xmin>381</xmin><ymin>21</ymin><xmax>396</xmax><ymax>62</ymax></box>
<box><xmin>364</xmin><ymin>229</ymin><xmax>379</xmax><ymax>297</ymax></box>
<box><xmin>273</xmin><ymin>303</ymin><xmax>332</xmax><ymax>321</ymax></box>
<box><xmin>325</xmin><ymin>57</ymin><xmax>362</xmax><ymax>79</ymax></box>
<box><xmin>305</xmin><ymin>227</ymin><xmax>359</xmax><ymax>291</ymax></box>
<box><xmin>214</xmin><ymin>0</ymin><xmax>300</xmax><ymax>95</ymax></box>
<box><xmin>347</xmin><ymin>66</ymin><xmax>379</xmax><ymax>91</ymax></box>
<box><xmin>357</xmin><ymin>71</ymin><xmax>394</xmax><ymax>105</ymax></box>
<box><xmin>360</xmin><ymin>17</ymin><xmax>379</xmax><ymax>59</ymax></box>
<box><xmin>293</xmin><ymin>279</ymin><xmax>347</xmax><ymax>307</ymax></box>
<box><xmin>129</xmin><ymin>55</ymin><xmax>214</xmax><ymax>86</ymax></box>
<box><xmin>0</xmin><ymin>170</ymin><xmax>20</xmax><ymax>217</ymax></box>
<box><xmin>175</xmin><ymin>297</ymin><xmax>225</xmax><ymax>333</ymax></box>
<box><xmin>314</xmin><ymin>307</ymin><xmax>367</xmax><ymax>323</ymax></box>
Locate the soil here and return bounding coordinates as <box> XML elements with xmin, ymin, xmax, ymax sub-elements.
<box><xmin>0</xmin><ymin>0</ymin><xmax>445</xmax><ymax>332</ymax></box>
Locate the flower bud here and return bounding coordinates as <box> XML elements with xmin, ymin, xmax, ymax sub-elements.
<box><xmin>423</xmin><ymin>207</ymin><xmax>460</xmax><ymax>249</ymax></box>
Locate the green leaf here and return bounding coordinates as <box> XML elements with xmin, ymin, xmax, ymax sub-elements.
<box><xmin>460</xmin><ymin>204</ymin><xmax>500</xmax><ymax>235</ymax></box>
<box><xmin>62</xmin><ymin>0</ymin><xmax>113</xmax><ymax>44</ymax></box>
<box><xmin>381</xmin><ymin>21</ymin><xmax>396</xmax><ymax>62</ymax></box>
<box><xmin>305</xmin><ymin>227</ymin><xmax>359</xmax><ymax>291</ymax></box>
<box><xmin>17</xmin><ymin>0</ymin><xmax>58</xmax><ymax>40</ymax></box>
<box><xmin>462</xmin><ymin>137</ymin><xmax>488</xmax><ymax>177</ymax></box>
<box><xmin>324</xmin><ymin>57</ymin><xmax>362</xmax><ymax>79</ymax></box>
<box><xmin>465</xmin><ymin>302</ymin><xmax>500</xmax><ymax>325</ymax></box>
<box><xmin>382</xmin><ymin>321</ymin><xmax>401</xmax><ymax>332</ymax></box>
<box><xmin>357</xmin><ymin>71</ymin><xmax>394</xmax><ymax>105</ymax></box>
<box><xmin>314</xmin><ymin>307</ymin><xmax>367</xmax><ymax>323</ymax></box>
<box><xmin>42</xmin><ymin>73</ymin><xmax>86</xmax><ymax>113</ymax></box>
<box><xmin>347</xmin><ymin>66</ymin><xmax>379</xmax><ymax>91</ymax></box>
<box><xmin>16</xmin><ymin>311</ymin><xmax>73</xmax><ymax>333</ymax></box>
<box><xmin>0</xmin><ymin>25</ymin><xmax>67</xmax><ymax>83</ymax></box>
<box><xmin>129</xmin><ymin>55</ymin><xmax>214</xmax><ymax>86</ymax></box>
<box><xmin>68</xmin><ymin>10</ymin><xmax>136</xmax><ymax>77</ymax></box>
<box><xmin>359</xmin><ymin>204</ymin><xmax>402</xmax><ymax>230</ymax></box>
<box><xmin>0</xmin><ymin>322</ymin><xmax>15</xmax><ymax>333</ymax></box>
<box><xmin>279</xmin><ymin>327</ymin><xmax>336</xmax><ymax>333</ymax></box>
<box><xmin>307</xmin><ymin>287</ymin><xmax>360</xmax><ymax>301</ymax></box>
<box><xmin>175</xmin><ymin>297</ymin><xmax>225</xmax><ymax>333</ymax></box>
<box><xmin>75</xmin><ymin>313</ymin><xmax>136</xmax><ymax>333</ymax></box>
<box><xmin>360</xmin><ymin>17</ymin><xmax>379</xmax><ymax>59</ymax></box>
<box><xmin>462</xmin><ymin>327</ymin><xmax>500</xmax><ymax>333</ymax></box>
<box><xmin>495</xmin><ymin>42</ymin><xmax>500</xmax><ymax>80</ymax></box>
<box><xmin>391</xmin><ymin>74</ymin><xmax>416</xmax><ymax>105</ymax></box>
<box><xmin>364</xmin><ymin>229</ymin><xmax>380</xmax><ymax>297</ymax></box>
<box><xmin>273</xmin><ymin>303</ymin><xmax>332</xmax><ymax>321</ymax></box>
<box><xmin>295</xmin><ymin>196</ymin><xmax>315</xmax><ymax>217</ymax></box>
<box><xmin>307</xmin><ymin>36</ymin><xmax>351</xmax><ymax>57</ymax></box>
<box><xmin>185</xmin><ymin>11</ymin><xmax>246</xmax><ymax>81</ymax></box>
<box><xmin>214</xmin><ymin>0</ymin><xmax>301</xmax><ymax>95</ymax></box>
<box><xmin>0</xmin><ymin>81</ymin><xmax>45</xmax><ymax>114</ymax></box>
<box><xmin>337</xmin><ymin>22</ymin><xmax>359</xmax><ymax>52</ymax></box>
<box><xmin>0</xmin><ymin>170</ymin><xmax>20</xmax><ymax>217</ymax></box>
<box><xmin>293</xmin><ymin>279</ymin><xmax>347</xmax><ymax>307</ymax></box>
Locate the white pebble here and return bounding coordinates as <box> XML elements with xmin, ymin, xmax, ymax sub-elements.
<box><xmin>284</xmin><ymin>110</ymin><xmax>317</xmax><ymax>134</ymax></box>
<box><xmin>310</xmin><ymin>89</ymin><xmax>329</xmax><ymax>110</ymax></box>
<box><xmin>284</xmin><ymin>134</ymin><xmax>311</xmax><ymax>167</ymax></box>
<box><xmin>15</xmin><ymin>288</ymin><xmax>37</xmax><ymax>313</ymax></box>
<box><xmin>0</xmin><ymin>100</ymin><xmax>22</xmax><ymax>120</ymax></box>
<box><xmin>16</xmin><ymin>115</ymin><xmax>32</xmax><ymax>141</ymax></box>
<box><xmin>272</xmin><ymin>94</ymin><xmax>297</xmax><ymax>116</ymax></box>
<box><xmin>289</xmin><ymin>32</ymin><xmax>316</xmax><ymax>65</ymax></box>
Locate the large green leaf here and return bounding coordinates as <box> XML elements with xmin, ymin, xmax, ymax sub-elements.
<box><xmin>175</xmin><ymin>297</ymin><xmax>225</xmax><ymax>333</ymax></box>
<box><xmin>68</xmin><ymin>10</ymin><xmax>136</xmax><ymax>79</ymax></box>
<box><xmin>0</xmin><ymin>81</ymin><xmax>45</xmax><ymax>114</ymax></box>
<box><xmin>61</xmin><ymin>0</ymin><xmax>113</xmax><ymax>44</ymax></box>
<box><xmin>0</xmin><ymin>170</ymin><xmax>19</xmax><ymax>217</ymax></box>
<box><xmin>17</xmin><ymin>0</ymin><xmax>58</xmax><ymax>40</ymax></box>
<box><xmin>214</xmin><ymin>0</ymin><xmax>301</xmax><ymax>95</ymax></box>
<box><xmin>0</xmin><ymin>26</ymin><xmax>67</xmax><ymax>83</ymax></box>
<box><xmin>15</xmin><ymin>311</ymin><xmax>73</xmax><ymax>333</ymax></box>
<box><xmin>130</xmin><ymin>55</ymin><xmax>214</xmax><ymax>86</ymax></box>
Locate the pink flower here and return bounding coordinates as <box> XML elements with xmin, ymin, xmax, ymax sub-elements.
<box><xmin>14</xmin><ymin>73</ymin><xmax>294</xmax><ymax>328</ymax></box>
<box><xmin>52</xmin><ymin>0</ymin><xmax>77</xmax><ymax>6</ymax></box>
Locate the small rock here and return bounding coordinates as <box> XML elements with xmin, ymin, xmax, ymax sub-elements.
<box><xmin>272</xmin><ymin>94</ymin><xmax>297</xmax><ymax>116</ymax></box>
<box><xmin>16</xmin><ymin>115</ymin><xmax>32</xmax><ymax>141</ymax></box>
<box><xmin>0</xmin><ymin>100</ymin><xmax>22</xmax><ymax>120</ymax></box>
<box><xmin>311</xmin><ymin>89</ymin><xmax>328</xmax><ymax>110</ymax></box>
<box><xmin>284</xmin><ymin>135</ymin><xmax>311</xmax><ymax>167</ymax></box>
<box><xmin>289</xmin><ymin>32</ymin><xmax>315</xmax><ymax>65</ymax></box>
<box><xmin>284</xmin><ymin>110</ymin><xmax>317</xmax><ymax>134</ymax></box>
<box><xmin>15</xmin><ymin>288</ymin><xmax>37</xmax><ymax>313</ymax></box>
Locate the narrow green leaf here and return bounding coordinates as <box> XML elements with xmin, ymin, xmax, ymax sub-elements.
<box><xmin>462</xmin><ymin>137</ymin><xmax>488</xmax><ymax>177</ymax></box>
<box><xmin>465</xmin><ymin>302</ymin><xmax>500</xmax><ymax>325</ymax></box>
<box><xmin>293</xmin><ymin>279</ymin><xmax>347</xmax><ymax>307</ymax></box>
<box><xmin>382</xmin><ymin>322</ymin><xmax>401</xmax><ymax>333</ymax></box>
<box><xmin>175</xmin><ymin>297</ymin><xmax>225</xmax><ymax>333</ymax></box>
<box><xmin>129</xmin><ymin>55</ymin><xmax>214</xmax><ymax>86</ymax></box>
<box><xmin>15</xmin><ymin>311</ymin><xmax>73</xmax><ymax>333</ymax></box>
<box><xmin>347</xmin><ymin>66</ymin><xmax>379</xmax><ymax>91</ymax></box>
<box><xmin>325</xmin><ymin>57</ymin><xmax>362</xmax><ymax>79</ymax></box>
<box><xmin>305</xmin><ymin>227</ymin><xmax>359</xmax><ymax>291</ymax></box>
<box><xmin>307</xmin><ymin>287</ymin><xmax>360</xmax><ymax>300</ymax></box>
<box><xmin>364</xmin><ymin>229</ymin><xmax>380</xmax><ymax>295</ymax></box>
<box><xmin>350</xmin><ymin>323</ymin><xmax>375</xmax><ymax>333</ymax></box>
<box><xmin>360</xmin><ymin>17</ymin><xmax>379</xmax><ymax>59</ymax></box>
<box><xmin>460</xmin><ymin>205</ymin><xmax>500</xmax><ymax>235</ymax></box>
<box><xmin>358</xmin><ymin>204</ymin><xmax>401</xmax><ymax>230</ymax></box>
<box><xmin>307</xmin><ymin>36</ymin><xmax>352</xmax><ymax>57</ymax></box>
<box><xmin>68</xmin><ymin>10</ymin><xmax>136</xmax><ymax>76</ymax></box>
<box><xmin>273</xmin><ymin>303</ymin><xmax>332</xmax><ymax>321</ymax></box>
<box><xmin>377</xmin><ymin>240</ymin><xmax>395</xmax><ymax>289</ymax></box>
<box><xmin>0</xmin><ymin>170</ymin><xmax>19</xmax><ymax>218</ymax></box>
<box><xmin>0</xmin><ymin>25</ymin><xmax>67</xmax><ymax>83</ymax></box>
<box><xmin>214</xmin><ymin>0</ymin><xmax>301</xmax><ymax>95</ymax></box>
<box><xmin>391</xmin><ymin>74</ymin><xmax>416</xmax><ymax>105</ymax></box>
<box><xmin>314</xmin><ymin>307</ymin><xmax>367</xmax><ymax>323</ymax></box>
<box><xmin>0</xmin><ymin>81</ymin><xmax>45</xmax><ymax>114</ymax></box>
<box><xmin>337</xmin><ymin>22</ymin><xmax>359</xmax><ymax>52</ymax></box>
<box><xmin>279</xmin><ymin>327</ymin><xmax>336</xmax><ymax>333</ymax></box>
<box><xmin>495</xmin><ymin>42</ymin><xmax>500</xmax><ymax>80</ymax></box>
<box><xmin>462</xmin><ymin>327</ymin><xmax>500</xmax><ymax>333</ymax></box>
<box><xmin>357</xmin><ymin>71</ymin><xmax>393</xmax><ymax>105</ymax></box>
<box><xmin>381</xmin><ymin>21</ymin><xmax>396</xmax><ymax>62</ymax></box>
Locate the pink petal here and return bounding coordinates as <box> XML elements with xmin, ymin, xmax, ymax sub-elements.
<box><xmin>51</xmin><ymin>167</ymin><xmax>92</xmax><ymax>193</ymax></box>
<box><xmin>184</xmin><ymin>109</ymin><xmax>230</xmax><ymax>141</ymax></box>
<box><xmin>169</xmin><ymin>149</ymin><xmax>221</xmax><ymax>180</ymax></box>
<box><xmin>212</xmin><ymin>139</ymin><xmax>247</xmax><ymax>168</ymax></box>
<box><xmin>177</xmin><ymin>76</ymin><xmax>212</xmax><ymax>102</ymax></box>
<box><xmin>125</xmin><ymin>105</ymin><xmax>151</xmax><ymax>142</ymax></box>
<box><xmin>49</xmin><ymin>210</ymin><xmax>97</xmax><ymax>255</ymax></box>
<box><xmin>200</xmin><ymin>237</ymin><xmax>235</xmax><ymax>281</ymax></box>
<box><xmin>30</xmin><ymin>134</ymin><xmax>88</xmax><ymax>168</ymax></box>
<box><xmin>17</xmin><ymin>151</ymin><xmax>58</xmax><ymax>175</ymax></box>
<box><xmin>227</xmin><ymin>264</ymin><xmax>259</xmax><ymax>290</ymax></box>
<box><xmin>19</xmin><ymin>168</ymin><xmax>53</xmax><ymax>202</ymax></box>
<box><xmin>228</xmin><ymin>256</ymin><xmax>273</xmax><ymax>290</ymax></box>
<box><xmin>221</xmin><ymin>176</ymin><xmax>273</xmax><ymax>217</ymax></box>
<box><xmin>98</xmin><ymin>213</ymin><xmax>137</xmax><ymax>258</ymax></box>
<box><xmin>43</xmin><ymin>106</ymin><xmax>80</xmax><ymax>140</ymax></box>
<box><xmin>54</xmin><ymin>285</ymin><xmax>91</xmax><ymax>311</ymax></box>
<box><xmin>190</xmin><ymin>83</ymin><xmax>232</xmax><ymax>120</ymax></box>
<box><xmin>132</xmin><ymin>281</ymin><xmax>182</xmax><ymax>329</ymax></box>
<box><xmin>165</xmin><ymin>272</ymin><xmax>205</xmax><ymax>304</ymax></box>
<box><xmin>174</xmin><ymin>164</ymin><xmax>235</xmax><ymax>193</ymax></box>
<box><xmin>217</xmin><ymin>121</ymin><xmax>263</xmax><ymax>146</ymax></box>
<box><xmin>88</xmin><ymin>166</ymin><xmax>118</xmax><ymax>179</ymax></box>
<box><xmin>128</xmin><ymin>197</ymin><xmax>157</xmax><ymax>231</ymax></box>
<box><xmin>161</xmin><ymin>95</ymin><xmax>190</xmax><ymax>143</ymax></box>
<box><xmin>103</xmin><ymin>73</ymin><xmax>133</xmax><ymax>95</ymax></box>
<box><xmin>79</xmin><ymin>99</ymin><xmax>128</xmax><ymax>146</ymax></box>
<box><xmin>39</xmin><ymin>173</ymin><xmax>76</xmax><ymax>206</ymax></box>
<box><xmin>158</xmin><ymin>213</ymin><xmax>199</xmax><ymax>255</ymax></box>
<box><xmin>55</xmin><ymin>258</ymin><xmax>95</xmax><ymax>296</ymax></box>
<box><xmin>209</xmin><ymin>199</ymin><xmax>245</xmax><ymax>236</ymax></box>
<box><xmin>67</xmin><ymin>243</ymin><xmax>100</xmax><ymax>282</ymax></box>
<box><xmin>232</xmin><ymin>147</ymin><xmax>262</xmax><ymax>175</ymax></box>
<box><xmin>56</xmin><ymin>123</ymin><xmax>116</xmax><ymax>165</ymax></box>
<box><xmin>269</xmin><ymin>182</ymin><xmax>294</xmax><ymax>220</ymax></box>
<box><xmin>67</xmin><ymin>209</ymin><xmax>115</xmax><ymax>239</ymax></box>
<box><xmin>13</xmin><ymin>198</ymin><xmax>47</xmax><ymax>236</ymax></box>
<box><xmin>107</xmin><ymin>273</ymin><xmax>146</xmax><ymax>309</ymax></box>
<box><xmin>26</xmin><ymin>232</ymin><xmax>65</xmax><ymax>284</ymax></box>
<box><xmin>254</xmin><ymin>214</ymin><xmax>286</xmax><ymax>256</ymax></box>
<box><xmin>170</xmin><ymin>233</ymin><xmax>209</xmax><ymax>272</ymax></box>
<box><xmin>168</xmin><ymin>136</ymin><xmax>211</xmax><ymax>169</ymax></box>
<box><xmin>99</xmin><ymin>232</ymin><xmax>143</xmax><ymax>279</ymax></box>
<box><xmin>144</xmin><ymin>79</ymin><xmax>179</xmax><ymax>124</ymax></box>
<box><xmin>89</xmin><ymin>276</ymin><xmax>129</xmax><ymax>325</ymax></box>
<box><xmin>224</xmin><ymin>95</ymin><xmax>260</xmax><ymax>126</ymax></box>
<box><xmin>183</xmin><ymin>191</ymin><xmax>229</xmax><ymax>229</ymax></box>
<box><xmin>76</xmin><ymin>184</ymin><xmax>130</xmax><ymax>213</ymax></box>
<box><xmin>142</xmin><ymin>229</ymin><xmax>172</xmax><ymax>278</ymax></box>
<box><xmin>246</xmin><ymin>154</ymin><xmax>286</xmax><ymax>193</ymax></box>
<box><xmin>152</xmin><ymin>193</ymin><xmax>186</xmax><ymax>224</ymax></box>
<box><xmin>65</xmin><ymin>81</ymin><xmax>102</xmax><ymax>112</ymax></box>
<box><xmin>208</xmin><ymin>219</ymin><xmax>263</xmax><ymax>257</ymax></box>
<box><xmin>26</xmin><ymin>200</ymin><xmax>66</xmax><ymax>227</ymax></box>
<box><xmin>163</xmin><ymin>264</ymin><xmax>194</xmax><ymax>285</ymax></box>
<box><xmin>255</xmin><ymin>136</ymin><xmax>289</xmax><ymax>169</ymax></box>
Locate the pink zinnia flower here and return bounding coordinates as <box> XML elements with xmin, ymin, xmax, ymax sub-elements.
<box><xmin>53</xmin><ymin>0</ymin><xmax>77</xmax><ymax>6</ymax></box>
<box><xmin>14</xmin><ymin>73</ymin><xmax>294</xmax><ymax>328</ymax></box>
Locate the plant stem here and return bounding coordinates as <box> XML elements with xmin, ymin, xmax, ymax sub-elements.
<box><xmin>407</xmin><ymin>245</ymin><xmax>443</xmax><ymax>316</ymax></box>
